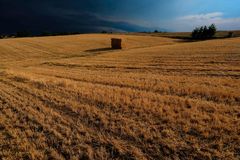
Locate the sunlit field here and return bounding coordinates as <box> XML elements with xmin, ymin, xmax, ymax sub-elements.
<box><xmin>0</xmin><ymin>34</ymin><xmax>239</xmax><ymax>159</ymax></box>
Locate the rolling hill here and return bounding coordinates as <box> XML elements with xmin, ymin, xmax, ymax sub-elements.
<box><xmin>0</xmin><ymin>34</ymin><xmax>239</xmax><ymax>159</ymax></box>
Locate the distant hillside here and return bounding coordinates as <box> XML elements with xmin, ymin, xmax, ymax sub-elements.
<box><xmin>131</xmin><ymin>30</ymin><xmax>240</xmax><ymax>39</ymax></box>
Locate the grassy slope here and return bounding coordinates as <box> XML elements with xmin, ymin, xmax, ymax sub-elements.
<box><xmin>0</xmin><ymin>34</ymin><xmax>240</xmax><ymax>159</ymax></box>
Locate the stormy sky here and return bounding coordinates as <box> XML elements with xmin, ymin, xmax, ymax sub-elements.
<box><xmin>0</xmin><ymin>0</ymin><xmax>240</xmax><ymax>34</ymax></box>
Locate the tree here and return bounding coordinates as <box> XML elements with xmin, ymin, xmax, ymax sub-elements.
<box><xmin>208</xmin><ymin>24</ymin><xmax>217</xmax><ymax>37</ymax></box>
<box><xmin>191</xmin><ymin>27</ymin><xmax>199</xmax><ymax>39</ymax></box>
<box><xmin>203</xmin><ymin>26</ymin><xmax>208</xmax><ymax>38</ymax></box>
<box><xmin>199</xmin><ymin>26</ymin><xmax>204</xmax><ymax>38</ymax></box>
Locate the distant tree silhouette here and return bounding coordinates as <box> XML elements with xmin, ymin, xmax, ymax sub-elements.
<box><xmin>203</xmin><ymin>26</ymin><xmax>208</xmax><ymax>38</ymax></box>
<box><xmin>191</xmin><ymin>24</ymin><xmax>217</xmax><ymax>39</ymax></box>
<box><xmin>208</xmin><ymin>24</ymin><xmax>217</xmax><ymax>37</ymax></box>
<box><xmin>191</xmin><ymin>27</ymin><xmax>199</xmax><ymax>39</ymax></box>
<box><xmin>199</xmin><ymin>26</ymin><xmax>204</xmax><ymax>38</ymax></box>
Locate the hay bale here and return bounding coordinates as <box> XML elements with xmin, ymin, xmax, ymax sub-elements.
<box><xmin>111</xmin><ymin>38</ymin><xmax>122</xmax><ymax>49</ymax></box>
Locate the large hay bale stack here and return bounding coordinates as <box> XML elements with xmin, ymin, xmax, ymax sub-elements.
<box><xmin>111</xmin><ymin>38</ymin><xmax>122</xmax><ymax>49</ymax></box>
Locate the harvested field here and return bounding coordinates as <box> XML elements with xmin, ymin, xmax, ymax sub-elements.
<box><xmin>0</xmin><ymin>34</ymin><xmax>240</xmax><ymax>159</ymax></box>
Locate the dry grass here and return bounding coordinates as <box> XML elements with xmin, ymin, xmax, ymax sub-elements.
<box><xmin>0</xmin><ymin>34</ymin><xmax>240</xmax><ymax>160</ymax></box>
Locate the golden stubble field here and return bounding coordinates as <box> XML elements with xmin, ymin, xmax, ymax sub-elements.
<box><xmin>0</xmin><ymin>34</ymin><xmax>239</xmax><ymax>160</ymax></box>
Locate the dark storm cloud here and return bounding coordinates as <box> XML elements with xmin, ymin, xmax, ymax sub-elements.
<box><xmin>1</xmin><ymin>0</ymin><xmax>239</xmax><ymax>33</ymax></box>
<box><xmin>0</xmin><ymin>0</ymin><xmax>152</xmax><ymax>34</ymax></box>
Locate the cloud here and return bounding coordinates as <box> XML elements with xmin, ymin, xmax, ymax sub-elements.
<box><xmin>179</xmin><ymin>12</ymin><xmax>223</xmax><ymax>21</ymax></box>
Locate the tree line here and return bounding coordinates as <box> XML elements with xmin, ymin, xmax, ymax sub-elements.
<box><xmin>191</xmin><ymin>24</ymin><xmax>217</xmax><ymax>39</ymax></box>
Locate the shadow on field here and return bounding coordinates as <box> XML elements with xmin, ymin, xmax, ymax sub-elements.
<box><xmin>85</xmin><ymin>47</ymin><xmax>118</xmax><ymax>53</ymax></box>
